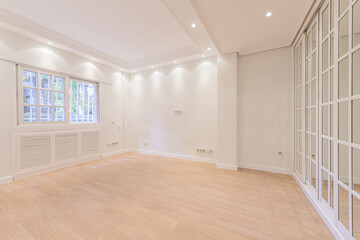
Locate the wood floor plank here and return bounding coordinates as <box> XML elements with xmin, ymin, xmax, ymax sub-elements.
<box><xmin>0</xmin><ymin>153</ymin><xmax>334</xmax><ymax>240</ymax></box>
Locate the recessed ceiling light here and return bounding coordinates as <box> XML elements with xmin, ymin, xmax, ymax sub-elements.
<box><xmin>191</xmin><ymin>23</ymin><xmax>196</xmax><ymax>28</ymax></box>
<box><xmin>266</xmin><ymin>11</ymin><xmax>272</xmax><ymax>17</ymax></box>
<box><xmin>152</xmin><ymin>66</ymin><xmax>154</xmax><ymax>69</ymax></box>
<box><xmin>48</xmin><ymin>41</ymin><xmax>52</xmax><ymax>45</ymax></box>
<box><xmin>132</xmin><ymin>70</ymin><xmax>135</xmax><ymax>72</ymax></box>
<box><xmin>201</xmin><ymin>54</ymin><xmax>205</xmax><ymax>57</ymax></box>
<box><xmin>91</xmin><ymin>58</ymin><xmax>95</xmax><ymax>61</ymax></box>
<box><xmin>207</xmin><ymin>47</ymin><xmax>211</xmax><ymax>51</ymax></box>
<box><xmin>174</xmin><ymin>61</ymin><xmax>177</xmax><ymax>64</ymax></box>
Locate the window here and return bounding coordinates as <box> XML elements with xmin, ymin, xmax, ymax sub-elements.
<box><xmin>69</xmin><ymin>79</ymin><xmax>98</xmax><ymax>123</ymax></box>
<box><xmin>19</xmin><ymin>66</ymin><xmax>98</xmax><ymax>124</ymax></box>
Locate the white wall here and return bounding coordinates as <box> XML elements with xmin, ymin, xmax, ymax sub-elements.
<box><xmin>237</xmin><ymin>47</ymin><xmax>294</xmax><ymax>174</ymax></box>
<box><xmin>127</xmin><ymin>58</ymin><xmax>217</xmax><ymax>162</ymax></box>
<box><xmin>0</xmin><ymin>28</ymin><xmax>126</xmax><ymax>181</ymax></box>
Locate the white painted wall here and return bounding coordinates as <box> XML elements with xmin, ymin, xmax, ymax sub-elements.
<box><xmin>237</xmin><ymin>47</ymin><xmax>294</xmax><ymax>174</ymax></box>
<box><xmin>127</xmin><ymin>58</ymin><xmax>217</xmax><ymax>162</ymax></box>
<box><xmin>0</xmin><ymin>28</ymin><xmax>126</xmax><ymax>181</ymax></box>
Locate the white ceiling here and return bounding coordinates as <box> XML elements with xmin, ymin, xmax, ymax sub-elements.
<box><xmin>191</xmin><ymin>0</ymin><xmax>314</xmax><ymax>55</ymax></box>
<box><xmin>0</xmin><ymin>0</ymin><xmax>197</xmax><ymax>63</ymax></box>
<box><xmin>0</xmin><ymin>0</ymin><xmax>314</xmax><ymax>70</ymax></box>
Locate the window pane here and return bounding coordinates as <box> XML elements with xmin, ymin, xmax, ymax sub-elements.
<box><xmin>330</xmin><ymin>33</ymin><xmax>334</xmax><ymax>66</ymax></box>
<box><xmin>322</xmin><ymin>39</ymin><xmax>329</xmax><ymax>71</ymax></box>
<box><xmin>330</xmin><ymin>69</ymin><xmax>334</xmax><ymax>100</ymax></box>
<box><xmin>322</xmin><ymin>171</ymin><xmax>329</xmax><ymax>203</ymax></box>
<box><xmin>23</xmin><ymin>106</ymin><xmax>37</xmax><ymax>122</ymax></box>
<box><xmin>322</xmin><ymin>5</ymin><xmax>329</xmax><ymax>39</ymax></box>
<box><xmin>339</xmin><ymin>57</ymin><xmax>349</xmax><ymax>99</ymax></box>
<box><xmin>322</xmin><ymin>72</ymin><xmax>329</xmax><ymax>103</ymax></box>
<box><xmin>54</xmin><ymin>92</ymin><xmax>65</xmax><ymax>106</ymax></box>
<box><xmin>23</xmin><ymin>70</ymin><xmax>37</xmax><ymax>87</ymax></box>
<box><xmin>40</xmin><ymin>90</ymin><xmax>52</xmax><ymax>105</ymax></box>
<box><xmin>311</xmin><ymin>161</ymin><xmax>316</xmax><ymax>189</ymax></box>
<box><xmin>40</xmin><ymin>106</ymin><xmax>52</xmax><ymax>122</ymax></box>
<box><xmin>353</xmin><ymin>100</ymin><xmax>360</xmax><ymax>145</ymax></box>
<box><xmin>312</xmin><ymin>24</ymin><xmax>317</xmax><ymax>52</ymax></box>
<box><xmin>54</xmin><ymin>107</ymin><xmax>65</xmax><ymax>122</ymax></box>
<box><xmin>339</xmin><ymin>144</ymin><xmax>349</xmax><ymax>186</ymax></box>
<box><xmin>353</xmin><ymin>0</ymin><xmax>360</xmax><ymax>47</ymax></box>
<box><xmin>322</xmin><ymin>138</ymin><xmax>329</xmax><ymax>169</ymax></box>
<box><xmin>339</xmin><ymin>12</ymin><xmax>349</xmax><ymax>57</ymax></box>
<box><xmin>70</xmin><ymin>79</ymin><xmax>97</xmax><ymax>123</ymax></box>
<box><xmin>339</xmin><ymin>101</ymin><xmax>348</xmax><ymax>141</ymax></box>
<box><xmin>54</xmin><ymin>76</ymin><xmax>65</xmax><ymax>91</ymax></box>
<box><xmin>339</xmin><ymin>185</ymin><xmax>349</xmax><ymax>230</ymax></box>
<box><xmin>339</xmin><ymin>0</ymin><xmax>349</xmax><ymax>16</ymax></box>
<box><xmin>353</xmin><ymin>148</ymin><xmax>360</xmax><ymax>195</ymax></box>
<box><xmin>353</xmin><ymin>49</ymin><xmax>360</xmax><ymax>96</ymax></box>
<box><xmin>311</xmin><ymin>54</ymin><xmax>316</xmax><ymax>79</ymax></box>
<box><xmin>40</xmin><ymin>73</ymin><xmax>52</xmax><ymax>89</ymax></box>
<box><xmin>23</xmin><ymin>88</ymin><xmax>37</xmax><ymax>104</ymax></box>
<box><xmin>354</xmin><ymin>196</ymin><xmax>360</xmax><ymax>239</ymax></box>
<box><xmin>323</xmin><ymin>106</ymin><xmax>328</xmax><ymax>135</ymax></box>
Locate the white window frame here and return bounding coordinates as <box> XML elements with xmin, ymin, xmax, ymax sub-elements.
<box><xmin>17</xmin><ymin>65</ymin><xmax>99</xmax><ymax>125</ymax></box>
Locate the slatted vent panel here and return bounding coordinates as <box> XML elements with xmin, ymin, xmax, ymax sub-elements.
<box><xmin>55</xmin><ymin>134</ymin><xmax>78</xmax><ymax>162</ymax></box>
<box><xmin>20</xmin><ymin>135</ymin><xmax>51</xmax><ymax>170</ymax></box>
<box><xmin>81</xmin><ymin>131</ymin><xmax>99</xmax><ymax>157</ymax></box>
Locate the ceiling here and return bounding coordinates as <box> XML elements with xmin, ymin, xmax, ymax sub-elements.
<box><xmin>0</xmin><ymin>0</ymin><xmax>314</xmax><ymax>70</ymax></box>
<box><xmin>191</xmin><ymin>0</ymin><xmax>314</xmax><ymax>55</ymax></box>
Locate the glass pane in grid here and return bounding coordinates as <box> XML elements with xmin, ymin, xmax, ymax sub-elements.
<box><xmin>330</xmin><ymin>176</ymin><xmax>334</xmax><ymax>208</ymax></box>
<box><xmin>40</xmin><ymin>73</ymin><xmax>51</xmax><ymax>89</ymax></box>
<box><xmin>306</xmin><ymin>133</ymin><xmax>310</xmax><ymax>157</ymax></box>
<box><xmin>339</xmin><ymin>12</ymin><xmax>349</xmax><ymax>57</ymax></box>
<box><xmin>40</xmin><ymin>90</ymin><xmax>52</xmax><ymax>106</ymax></box>
<box><xmin>23</xmin><ymin>70</ymin><xmax>37</xmax><ymax>87</ymax></box>
<box><xmin>323</xmin><ymin>72</ymin><xmax>329</xmax><ymax>103</ymax></box>
<box><xmin>54</xmin><ymin>76</ymin><xmax>65</xmax><ymax>91</ymax></box>
<box><xmin>323</xmin><ymin>106</ymin><xmax>329</xmax><ymax>135</ymax></box>
<box><xmin>312</xmin><ymin>25</ymin><xmax>317</xmax><ymax>52</ymax></box>
<box><xmin>330</xmin><ymin>69</ymin><xmax>334</xmax><ymax>100</ymax></box>
<box><xmin>311</xmin><ymin>135</ymin><xmax>316</xmax><ymax>160</ymax></box>
<box><xmin>330</xmin><ymin>0</ymin><xmax>334</xmax><ymax>29</ymax></box>
<box><xmin>311</xmin><ymin>108</ymin><xmax>316</xmax><ymax>132</ymax></box>
<box><xmin>311</xmin><ymin>161</ymin><xmax>316</xmax><ymax>189</ymax></box>
<box><xmin>354</xmin><ymin>195</ymin><xmax>360</xmax><ymax>239</ymax></box>
<box><xmin>339</xmin><ymin>0</ymin><xmax>349</xmax><ymax>16</ymax></box>
<box><xmin>339</xmin><ymin>185</ymin><xmax>349</xmax><ymax>229</ymax></box>
<box><xmin>339</xmin><ymin>101</ymin><xmax>348</xmax><ymax>141</ymax></box>
<box><xmin>311</xmin><ymin>80</ymin><xmax>316</xmax><ymax>105</ymax></box>
<box><xmin>23</xmin><ymin>106</ymin><xmax>37</xmax><ymax>122</ymax></box>
<box><xmin>322</xmin><ymin>5</ymin><xmax>329</xmax><ymax>39</ymax></box>
<box><xmin>339</xmin><ymin>57</ymin><xmax>349</xmax><ymax>99</ymax></box>
<box><xmin>330</xmin><ymin>140</ymin><xmax>334</xmax><ymax>173</ymax></box>
<box><xmin>54</xmin><ymin>92</ymin><xmax>65</xmax><ymax>106</ymax></box>
<box><xmin>353</xmin><ymin>1</ymin><xmax>360</xmax><ymax>48</ymax></box>
<box><xmin>54</xmin><ymin>107</ymin><xmax>65</xmax><ymax>122</ymax></box>
<box><xmin>322</xmin><ymin>39</ymin><xmax>329</xmax><ymax>71</ymax></box>
<box><xmin>311</xmin><ymin>54</ymin><xmax>317</xmax><ymax>79</ymax></box>
<box><xmin>353</xmin><ymin>148</ymin><xmax>360</xmax><ymax>195</ymax></box>
<box><xmin>40</xmin><ymin>107</ymin><xmax>53</xmax><ymax>122</ymax></box>
<box><xmin>23</xmin><ymin>88</ymin><xmax>37</xmax><ymax>104</ymax></box>
<box><xmin>353</xmin><ymin>100</ymin><xmax>360</xmax><ymax>145</ymax></box>
<box><xmin>322</xmin><ymin>171</ymin><xmax>329</xmax><ymax>203</ymax></box>
<box><xmin>330</xmin><ymin>104</ymin><xmax>334</xmax><ymax>137</ymax></box>
<box><xmin>353</xmin><ymin>49</ymin><xmax>360</xmax><ymax>96</ymax></box>
<box><xmin>330</xmin><ymin>33</ymin><xmax>334</xmax><ymax>66</ymax></box>
<box><xmin>339</xmin><ymin>144</ymin><xmax>349</xmax><ymax>186</ymax></box>
<box><xmin>323</xmin><ymin>138</ymin><xmax>329</xmax><ymax>169</ymax></box>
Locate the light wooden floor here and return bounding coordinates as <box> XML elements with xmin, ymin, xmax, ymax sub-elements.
<box><xmin>0</xmin><ymin>153</ymin><xmax>334</xmax><ymax>240</ymax></box>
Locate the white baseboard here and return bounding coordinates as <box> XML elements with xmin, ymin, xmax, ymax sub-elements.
<box><xmin>238</xmin><ymin>163</ymin><xmax>292</xmax><ymax>175</ymax></box>
<box><xmin>101</xmin><ymin>149</ymin><xmax>125</xmax><ymax>159</ymax></box>
<box><xmin>0</xmin><ymin>176</ymin><xmax>14</xmax><ymax>185</ymax></box>
<box><xmin>127</xmin><ymin>148</ymin><xmax>216</xmax><ymax>164</ymax></box>
<box><xmin>293</xmin><ymin>173</ymin><xmax>346</xmax><ymax>240</ymax></box>
<box><xmin>216</xmin><ymin>163</ymin><xmax>238</xmax><ymax>171</ymax></box>
<box><xmin>14</xmin><ymin>155</ymin><xmax>100</xmax><ymax>181</ymax></box>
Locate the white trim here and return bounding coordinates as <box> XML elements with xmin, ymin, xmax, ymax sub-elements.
<box><xmin>127</xmin><ymin>148</ymin><xmax>216</xmax><ymax>164</ymax></box>
<box><xmin>293</xmin><ymin>173</ymin><xmax>346</xmax><ymax>240</ymax></box>
<box><xmin>238</xmin><ymin>163</ymin><xmax>292</xmax><ymax>175</ymax></box>
<box><xmin>216</xmin><ymin>163</ymin><xmax>238</xmax><ymax>171</ymax></box>
<box><xmin>0</xmin><ymin>176</ymin><xmax>14</xmax><ymax>185</ymax></box>
<box><xmin>101</xmin><ymin>150</ymin><xmax>125</xmax><ymax>159</ymax></box>
<box><xmin>14</xmin><ymin>155</ymin><xmax>100</xmax><ymax>181</ymax></box>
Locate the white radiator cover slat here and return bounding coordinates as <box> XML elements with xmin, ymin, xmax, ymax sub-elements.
<box><xmin>81</xmin><ymin>131</ymin><xmax>99</xmax><ymax>156</ymax></box>
<box><xmin>55</xmin><ymin>134</ymin><xmax>78</xmax><ymax>162</ymax></box>
<box><xmin>20</xmin><ymin>135</ymin><xmax>51</xmax><ymax>169</ymax></box>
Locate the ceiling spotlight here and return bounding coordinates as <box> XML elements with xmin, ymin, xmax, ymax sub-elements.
<box><xmin>201</xmin><ymin>54</ymin><xmax>205</xmax><ymax>57</ymax></box>
<box><xmin>191</xmin><ymin>23</ymin><xmax>196</xmax><ymax>28</ymax></box>
<box><xmin>266</xmin><ymin>11</ymin><xmax>272</xmax><ymax>17</ymax></box>
<box><xmin>174</xmin><ymin>61</ymin><xmax>177</xmax><ymax>64</ymax></box>
<box><xmin>91</xmin><ymin>58</ymin><xmax>95</xmax><ymax>61</ymax></box>
<box><xmin>132</xmin><ymin>70</ymin><xmax>135</xmax><ymax>72</ymax></box>
<box><xmin>207</xmin><ymin>47</ymin><xmax>211</xmax><ymax>51</ymax></box>
<box><xmin>152</xmin><ymin>66</ymin><xmax>154</xmax><ymax>69</ymax></box>
<box><xmin>48</xmin><ymin>41</ymin><xmax>52</xmax><ymax>45</ymax></box>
